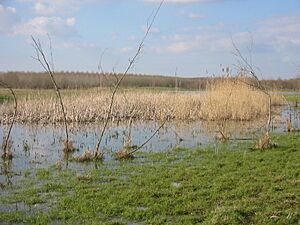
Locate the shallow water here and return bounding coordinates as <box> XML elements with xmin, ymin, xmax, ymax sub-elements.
<box><xmin>0</xmin><ymin>106</ymin><xmax>299</xmax><ymax>185</ymax></box>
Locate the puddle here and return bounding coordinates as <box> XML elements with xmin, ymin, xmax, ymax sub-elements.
<box><xmin>0</xmin><ymin>106</ymin><xmax>299</xmax><ymax>184</ymax></box>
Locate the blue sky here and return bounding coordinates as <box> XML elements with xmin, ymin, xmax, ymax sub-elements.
<box><xmin>0</xmin><ymin>0</ymin><xmax>299</xmax><ymax>78</ymax></box>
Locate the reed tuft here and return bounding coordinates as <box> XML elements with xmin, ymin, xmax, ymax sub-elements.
<box><xmin>201</xmin><ymin>78</ymin><xmax>285</xmax><ymax>121</ymax></box>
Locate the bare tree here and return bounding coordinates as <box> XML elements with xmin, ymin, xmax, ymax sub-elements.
<box><xmin>231</xmin><ymin>38</ymin><xmax>273</xmax><ymax>149</ymax></box>
<box><xmin>95</xmin><ymin>0</ymin><xmax>165</xmax><ymax>157</ymax></box>
<box><xmin>31</xmin><ymin>36</ymin><xmax>73</xmax><ymax>152</ymax></box>
<box><xmin>0</xmin><ymin>81</ymin><xmax>17</xmax><ymax>160</ymax></box>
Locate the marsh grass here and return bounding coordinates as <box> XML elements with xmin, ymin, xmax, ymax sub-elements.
<box><xmin>0</xmin><ymin>90</ymin><xmax>200</xmax><ymax>123</ymax></box>
<box><xmin>201</xmin><ymin>78</ymin><xmax>285</xmax><ymax>121</ymax></box>
<box><xmin>63</xmin><ymin>140</ymin><xmax>76</xmax><ymax>153</ymax></box>
<box><xmin>72</xmin><ymin>150</ymin><xmax>104</xmax><ymax>162</ymax></box>
<box><xmin>115</xmin><ymin>133</ymin><xmax>136</xmax><ymax>160</ymax></box>
<box><xmin>254</xmin><ymin>131</ymin><xmax>277</xmax><ymax>150</ymax></box>
<box><xmin>0</xmin><ymin>84</ymin><xmax>285</xmax><ymax>124</ymax></box>
<box><xmin>115</xmin><ymin>146</ymin><xmax>135</xmax><ymax>160</ymax></box>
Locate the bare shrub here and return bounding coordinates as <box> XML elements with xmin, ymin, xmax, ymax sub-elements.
<box><xmin>231</xmin><ymin>37</ymin><xmax>277</xmax><ymax>150</ymax></box>
<box><xmin>31</xmin><ymin>36</ymin><xmax>74</xmax><ymax>152</ymax></box>
<box><xmin>0</xmin><ymin>81</ymin><xmax>17</xmax><ymax>160</ymax></box>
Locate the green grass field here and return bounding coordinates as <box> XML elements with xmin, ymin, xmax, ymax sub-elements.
<box><xmin>1</xmin><ymin>134</ymin><xmax>299</xmax><ymax>225</ymax></box>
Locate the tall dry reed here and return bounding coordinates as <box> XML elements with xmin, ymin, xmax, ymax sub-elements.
<box><xmin>0</xmin><ymin>86</ymin><xmax>285</xmax><ymax>124</ymax></box>
<box><xmin>201</xmin><ymin>78</ymin><xmax>284</xmax><ymax>121</ymax></box>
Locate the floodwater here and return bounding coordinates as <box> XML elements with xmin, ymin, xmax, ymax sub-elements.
<box><xmin>0</xmin><ymin>106</ymin><xmax>299</xmax><ymax>185</ymax></box>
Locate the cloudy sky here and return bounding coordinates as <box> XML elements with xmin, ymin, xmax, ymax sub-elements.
<box><xmin>0</xmin><ymin>0</ymin><xmax>299</xmax><ymax>78</ymax></box>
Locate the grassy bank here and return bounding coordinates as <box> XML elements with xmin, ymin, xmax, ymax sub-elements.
<box><xmin>0</xmin><ymin>134</ymin><xmax>299</xmax><ymax>224</ymax></box>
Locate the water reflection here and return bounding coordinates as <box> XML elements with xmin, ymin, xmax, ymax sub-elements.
<box><xmin>0</xmin><ymin>106</ymin><xmax>298</xmax><ymax>180</ymax></box>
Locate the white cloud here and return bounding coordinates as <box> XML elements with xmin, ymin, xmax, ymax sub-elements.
<box><xmin>0</xmin><ymin>2</ymin><xmax>78</xmax><ymax>37</ymax></box>
<box><xmin>167</xmin><ymin>42</ymin><xmax>193</xmax><ymax>53</ymax></box>
<box><xmin>164</xmin><ymin>32</ymin><xmax>257</xmax><ymax>54</ymax></box>
<box><xmin>163</xmin><ymin>29</ymin><xmax>232</xmax><ymax>54</ymax></box>
<box><xmin>256</xmin><ymin>14</ymin><xmax>300</xmax><ymax>52</ymax></box>
<box><xmin>160</xmin><ymin>13</ymin><xmax>300</xmax><ymax>56</ymax></box>
<box><xmin>66</xmin><ymin>17</ymin><xmax>76</xmax><ymax>26</ymax></box>
<box><xmin>187</xmin><ymin>12</ymin><xmax>205</xmax><ymax>19</ymax></box>
<box><xmin>34</xmin><ymin>2</ymin><xmax>55</xmax><ymax>15</ymax></box>
<box><xmin>18</xmin><ymin>0</ymin><xmax>94</xmax><ymax>15</ymax></box>
<box><xmin>179</xmin><ymin>10</ymin><xmax>206</xmax><ymax>19</ymax></box>
<box><xmin>60</xmin><ymin>41</ymin><xmax>99</xmax><ymax>50</ymax></box>
<box><xmin>13</xmin><ymin>16</ymin><xmax>77</xmax><ymax>37</ymax></box>
<box><xmin>0</xmin><ymin>4</ymin><xmax>19</xmax><ymax>34</ymax></box>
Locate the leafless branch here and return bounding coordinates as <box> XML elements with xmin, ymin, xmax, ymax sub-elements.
<box><xmin>47</xmin><ymin>33</ymin><xmax>55</xmax><ymax>72</ymax></box>
<box><xmin>0</xmin><ymin>81</ymin><xmax>17</xmax><ymax>160</ymax></box>
<box><xmin>246</xmin><ymin>32</ymin><xmax>254</xmax><ymax>69</ymax></box>
<box><xmin>31</xmin><ymin>36</ymin><xmax>73</xmax><ymax>151</ymax></box>
<box><xmin>231</xmin><ymin>37</ymin><xmax>272</xmax><ymax>141</ymax></box>
<box><xmin>128</xmin><ymin>119</ymin><xmax>167</xmax><ymax>156</ymax></box>
<box><xmin>95</xmin><ymin>0</ymin><xmax>165</xmax><ymax>156</ymax></box>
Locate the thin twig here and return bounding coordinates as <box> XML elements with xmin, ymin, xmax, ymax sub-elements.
<box><xmin>47</xmin><ymin>33</ymin><xmax>55</xmax><ymax>72</ymax></box>
<box><xmin>97</xmin><ymin>48</ymin><xmax>109</xmax><ymax>88</ymax></box>
<box><xmin>95</xmin><ymin>0</ymin><xmax>164</xmax><ymax>155</ymax></box>
<box><xmin>31</xmin><ymin>36</ymin><xmax>70</xmax><ymax>147</ymax></box>
<box><xmin>232</xmin><ymin>38</ymin><xmax>272</xmax><ymax>134</ymax></box>
<box><xmin>0</xmin><ymin>81</ymin><xmax>17</xmax><ymax>159</ymax></box>
<box><xmin>128</xmin><ymin>120</ymin><xmax>167</xmax><ymax>156</ymax></box>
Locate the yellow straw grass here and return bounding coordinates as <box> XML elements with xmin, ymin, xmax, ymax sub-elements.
<box><xmin>0</xmin><ymin>83</ymin><xmax>285</xmax><ymax>123</ymax></box>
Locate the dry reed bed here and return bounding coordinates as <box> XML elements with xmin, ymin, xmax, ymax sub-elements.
<box><xmin>0</xmin><ymin>84</ymin><xmax>285</xmax><ymax>124</ymax></box>
<box><xmin>201</xmin><ymin>79</ymin><xmax>284</xmax><ymax>121</ymax></box>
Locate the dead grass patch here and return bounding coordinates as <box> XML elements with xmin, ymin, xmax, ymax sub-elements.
<box><xmin>201</xmin><ymin>78</ymin><xmax>285</xmax><ymax>121</ymax></box>
<box><xmin>72</xmin><ymin>150</ymin><xmax>104</xmax><ymax>162</ymax></box>
<box><xmin>0</xmin><ymin>86</ymin><xmax>285</xmax><ymax>123</ymax></box>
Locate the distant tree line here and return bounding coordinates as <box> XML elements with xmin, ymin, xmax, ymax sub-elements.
<box><xmin>0</xmin><ymin>71</ymin><xmax>299</xmax><ymax>90</ymax></box>
<box><xmin>260</xmin><ymin>79</ymin><xmax>300</xmax><ymax>91</ymax></box>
